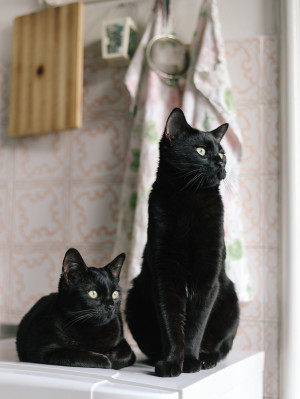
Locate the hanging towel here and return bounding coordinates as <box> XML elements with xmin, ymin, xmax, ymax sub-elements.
<box><xmin>182</xmin><ymin>0</ymin><xmax>253</xmax><ymax>302</ymax></box>
<box><xmin>113</xmin><ymin>0</ymin><xmax>182</xmax><ymax>292</ymax></box>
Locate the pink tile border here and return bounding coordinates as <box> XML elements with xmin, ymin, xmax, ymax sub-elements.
<box><xmin>232</xmin><ymin>320</ymin><xmax>264</xmax><ymax>352</ymax></box>
<box><xmin>262</xmin><ymin>36</ymin><xmax>279</xmax><ymax>104</ymax></box>
<box><xmin>69</xmin><ymin>181</ymin><xmax>120</xmax><ymax>246</ymax></box>
<box><xmin>12</xmin><ymin>184</ymin><xmax>65</xmax><ymax>245</ymax></box>
<box><xmin>13</xmin><ymin>131</ymin><xmax>67</xmax><ymax>181</ymax></box>
<box><xmin>225</xmin><ymin>38</ymin><xmax>261</xmax><ymax>105</ymax></box>
<box><xmin>263</xmin><ymin>105</ymin><xmax>279</xmax><ymax>175</ymax></box>
<box><xmin>239</xmin><ymin>175</ymin><xmax>263</xmax><ymax>246</ymax></box>
<box><xmin>8</xmin><ymin>248</ymin><xmax>62</xmax><ymax>323</ymax></box>
<box><xmin>240</xmin><ymin>247</ymin><xmax>263</xmax><ymax>321</ymax></box>
<box><xmin>263</xmin><ymin>175</ymin><xmax>279</xmax><ymax>248</ymax></box>
<box><xmin>70</xmin><ymin>116</ymin><xmax>131</xmax><ymax>179</ymax></box>
<box><xmin>264</xmin><ymin>248</ymin><xmax>280</xmax><ymax>322</ymax></box>
<box><xmin>236</xmin><ymin>105</ymin><xmax>263</xmax><ymax>174</ymax></box>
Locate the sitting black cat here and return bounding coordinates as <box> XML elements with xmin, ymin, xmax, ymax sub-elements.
<box><xmin>126</xmin><ymin>108</ymin><xmax>239</xmax><ymax>377</ymax></box>
<box><xmin>16</xmin><ymin>248</ymin><xmax>135</xmax><ymax>369</ymax></box>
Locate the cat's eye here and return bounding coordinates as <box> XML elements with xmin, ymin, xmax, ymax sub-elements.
<box><xmin>112</xmin><ymin>291</ymin><xmax>119</xmax><ymax>300</ymax></box>
<box><xmin>219</xmin><ymin>153</ymin><xmax>224</xmax><ymax>160</ymax></box>
<box><xmin>88</xmin><ymin>290</ymin><xmax>98</xmax><ymax>299</ymax></box>
<box><xmin>196</xmin><ymin>147</ymin><xmax>206</xmax><ymax>156</ymax></box>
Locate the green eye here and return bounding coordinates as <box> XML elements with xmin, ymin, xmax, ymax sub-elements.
<box><xmin>88</xmin><ymin>290</ymin><xmax>98</xmax><ymax>299</ymax></box>
<box><xmin>112</xmin><ymin>291</ymin><xmax>119</xmax><ymax>300</ymax></box>
<box><xmin>219</xmin><ymin>153</ymin><xmax>224</xmax><ymax>160</ymax></box>
<box><xmin>196</xmin><ymin>147</ymin><xmax>206</xmax><ymax>156</ymax></box>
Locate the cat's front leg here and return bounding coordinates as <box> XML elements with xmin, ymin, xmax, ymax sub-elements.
<box><xmin>105</xmin><ymin>338</ymin><xmax>136</xmax><ymax>369</ymax></box>
<box><xmin>44</xmin><ymin>348</ymin><xmax>112</xmax><ymax>368</ymax></box>
<box><xmin>153</xmin><ymin>268</ymin><xmax>187</xmax><ymax>377</ymax></box>
<box><xmin>183</xmin><ymin>282</ymin><xmax>219</xmax><ymax>373</ymax></box>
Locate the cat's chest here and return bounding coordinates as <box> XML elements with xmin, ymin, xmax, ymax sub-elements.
<box><xmin>174</xmin><ymin>194</ymin><xmax>223</xmax><ymax>235</ymax></box>
<box><xmin>65</xmin><ymin>316</ymin><xmax>121</xmax><ymax>352</ymax></box>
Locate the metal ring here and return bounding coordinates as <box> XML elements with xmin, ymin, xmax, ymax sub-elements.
<box><xmin>146</xmin><ymin>33</ymin><xmax>190</xmax><ymax>82</ymax></box>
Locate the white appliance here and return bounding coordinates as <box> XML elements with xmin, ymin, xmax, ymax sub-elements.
<box><xmin>0</xmin><ymin>339</ymin><xmax>264</xmax><ymax>398</ymax></box>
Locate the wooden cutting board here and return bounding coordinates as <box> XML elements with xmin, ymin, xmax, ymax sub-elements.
<box><xmin>9</xmin><ymin>2</ymin><xmax>84</xmax><ymax>137</ymax></box>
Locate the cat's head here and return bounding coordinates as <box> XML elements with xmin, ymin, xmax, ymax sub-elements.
<box><xmin>160</xmin><ymin>108</ymin><xmax>228</xmax><ymax>190</ymax></box>
<box><xmin>58</xmin><ymin>248</ymin><xmax>125</xmax><ymax>326</ymax></box>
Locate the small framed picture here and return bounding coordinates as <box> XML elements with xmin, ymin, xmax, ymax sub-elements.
<box><xmin>102</xmin><ymin>17</ymin><xmax>138</xmax><ymax>66</ymax></box>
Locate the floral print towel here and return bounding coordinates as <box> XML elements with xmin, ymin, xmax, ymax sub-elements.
<box><xmin>113</xmin><ymin>1</ymin><xmax>182</xmax><ymax>292</ymax></box>
<box><xmin>113</xmin><ymin>0</ymin><xmax>253</xmax><ymax>302</ymax></box>
<box><xmin>182</xmin><ymin>0</ymin><xmax>252</xmax><ymax>302</ymax></box>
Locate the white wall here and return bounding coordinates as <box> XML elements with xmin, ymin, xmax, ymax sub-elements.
<box><xmin>0</xmin><ymin>0</ymin><xmax>279</xmax><ymax>63</ymax></box>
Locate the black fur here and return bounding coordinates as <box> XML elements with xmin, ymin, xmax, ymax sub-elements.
<box><xmin>126</xmin><ymin>108</ymin><xmax>239</xmax><ymax>377</ymax></box>
<box><xmin>16</xmin><ymin>248</ymin><xmax>135</xmax><ymax>369</ymax></box>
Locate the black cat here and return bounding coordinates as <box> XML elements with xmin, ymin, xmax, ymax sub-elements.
<box><xmin>16</xmin><ymin>248</ymin><xmax>135</xmax><ymax>369</ymax></box>
<box><xmin>126</xmin><ymin>108</ymin><xmax>239</xmax><ymax>377</ymax></box>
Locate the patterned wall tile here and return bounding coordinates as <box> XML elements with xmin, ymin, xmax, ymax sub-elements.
<box><xmin>71</xmin><ymin>116</ymin><xmax>131</xmax><ymax>179</ymax></box>
<box><xmin>239</xmin><ymin>175</ymin><xmax>263</xmax><ymax>246</ymax></box>
<box><xmin>262</xmin><ymin>37</ymin><xmax>279</xmax><ymax>105</ymax></box>
<box><xmin>12</xmin><ymin>184</ymin><xmax>65</xmax><ymax>245</ymax></box>
<box><xmin>69</xmin><ymin>181</ymin><xmax>120</xmax><ymax>246</ymax></box>
<box><xmin>264</xmin><ymin>248</ymin><xmax>279</xmax><ymax>322</ymax></box>
<box><xmin>263</xmin><ymin>105</ymin><xmax>279</xmax><ymax>175</ymax></box>
<box><xmin>8</xmin><ymin>249</ymin><xmax>62</xmax><ymax>322</ymax></box>
<box><xmin>13</xmin><ymin>131</ymin><xmax>67</xmax><ymax>181</ymax></box>
<box><xmin>76</xmin><ymin>246</ymin><xmax>114</xmax><ymax>268</ymax></box>
<box><xmin>83</xmin><ymin>56</ymin><xmax>130</xmax><ymax>120</ymax></box>
<box><xmin>0</xmin><ymin>247</ymin><xmax>8</xmax><ymax>317</ymax></box>
<box><xmin>0</xmin><ymin>63</ymin><xmax>9</xmax><ymax>127</ymax></box>
<box><xmin>225</xmin><ymin>38</ymin><xmax>261</xmax><ymax>105</ymax></box>
<box><xmin>263</xmin><ymin>175</ymin><xmax>279</xmax><ymax>247</ymax></box>
<box><xmin>240</xmin><ymin>247</ymin><xmax>263</xmax><ymax>321</ymax></box>
<box><xmin>236</xmin><ymin>105</ymin><xmax>263</xmax><ymax>174</ymax></box>
<box><xmin>264</xmin><ymin>322</ymin><xmax>279</xmax><ymax>398</ymax></box>
<box><xmin>0</xmin><ymin>185</ymin><xmax>8</xmax><ymax>245</ymax></box>
<box><xmin>232</xmin><ymin>320</ymin><xmax>264</xmax><ymax>352</ymax></box>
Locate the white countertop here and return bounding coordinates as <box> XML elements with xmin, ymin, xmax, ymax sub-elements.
<box><xmin>0</xmin><ymin>338</ymin><xmax>264</xmax><ymax>399</ymax></box>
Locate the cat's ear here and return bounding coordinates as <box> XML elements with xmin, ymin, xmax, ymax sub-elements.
<box><xmin>210</xmin><ymin>123</ymin><xmax>229</xmax><ymax>143</ymax></box>
<box><xmin>62</xmin><ymin>248</ymin><xmax>88</xmax><ymax>284</ymax></box>
<box><xmin>105</xmin><ymin>253</ymin><xmax>126</xmax><ymax>281</ymax></box>
<box><xmin>164</xmin><ymin>108</ymin><xmax>189</xmax><ymax>143</ymax></box>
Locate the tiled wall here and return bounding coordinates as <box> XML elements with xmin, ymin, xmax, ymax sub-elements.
<box><xmin>226</xmin><ymin>37</ymin><xmax>279</xmax><ymax>399</ymax></box>
<box><xmin>0</xmin><ymin>36</ymin><xmax>279</xmax><ymax>398</ymax></box>
<box><xmin>0</xmin><ymin>54</ymin><xmax>132</xmax><ymax>323</ymax></box>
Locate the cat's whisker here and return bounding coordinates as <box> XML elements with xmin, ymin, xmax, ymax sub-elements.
<box><xmin>64</xmin><ymin>312</ymin><xmax>97</xmax><ymax>328</ymax></box>
<box><xmin>222</xmin><ymin>176</ymin><xmax>238</xmax><ymax>196</ymax></box>
<box><xmin>175</xmin><ymin>169</ymin><xmax>199</xmax><ymax>178</ymax></box>
<box><xmin>195</xmin><ymin>174</ymin><xmax>206</xmax><ymax>192</ymax></box>
<box><xmin>180</xmin><ymin>173</ymin><xmax>204</xmax><ymax>192</ymax></box>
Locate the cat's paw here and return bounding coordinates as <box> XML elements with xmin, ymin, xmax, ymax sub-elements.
<box><xmin>200</xmin><ymin>353</ymin><xmax>219</xmax><ymax>370</ymax></box>
<box><xmin>183</xmin><ymin>357</ymin><xmax>201</xmax><ymax>373</ymax></box>
<box><xmin>155</xmin><ymin>360</ymin><xmax>182</xmax><ymax>377</ymax></box>
<box><xmin>96</xmin><ymin>354</ymin><xmax>112</xmax><ymax>369</ymax></box>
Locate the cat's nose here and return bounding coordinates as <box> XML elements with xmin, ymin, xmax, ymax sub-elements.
<box><xmin>106</xmin><ymin>304</ymin><xmax>115</xmax><ymax>312</ymax></box>
<box><xmin>215</xmin><ymin>155</ymin><xmax>223</xmax><ymax>167</ymax></box>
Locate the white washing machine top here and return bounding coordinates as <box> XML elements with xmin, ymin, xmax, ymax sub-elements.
<box><xmin>0</xmin><ymin>339</ymin><xmax>264</xmax><ymax>399</ymax></box>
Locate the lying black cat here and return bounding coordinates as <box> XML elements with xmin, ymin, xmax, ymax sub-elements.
<box><xmin>16</xmin><ymin>248</ymin><xmax>135</xmax><ymax>369</ymax></box>
<box><xmin>126</xmin><ymin>108</ymin><xmax>239</xmax><ymax>377</ymax></box>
